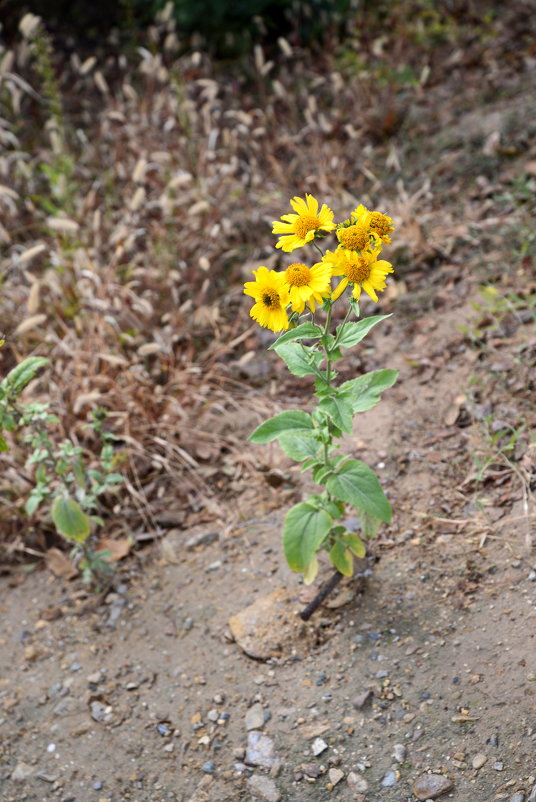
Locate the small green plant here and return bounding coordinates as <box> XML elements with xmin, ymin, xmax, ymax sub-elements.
<box><xmin>243</xmin><ymin>194</ymin><xmax>397</xmax><ymax>586</ymax></box>
<box><xmin>459</xmin><ymin>285</ymin><xmax>536</xmax><ymax>344</ymax></box>
<box><xmin>472</xmin><ymin>417</ymin><xmax>526</xmax><ymax>484</ymax></box>
<box><xmin>0</xmin><ymin>354</ymin><xmax>124</xmax><ymax>588</ymax></box>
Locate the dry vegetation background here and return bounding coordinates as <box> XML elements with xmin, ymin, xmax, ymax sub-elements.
<box><xmin>0</xmin><ymin>0</ymin><xmax>535</xmax><ymax>573</ymax></box>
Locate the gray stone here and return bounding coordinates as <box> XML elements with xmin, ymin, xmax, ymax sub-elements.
<box><xmin>11</xmin><ymin>762</ymin><xmax>34</xmax><ymax>781</ymax></box>
<box><xmin>392</xmin><ymin>743</ymin><xmax>406</xmax><ymax>763</ymax></box>
<box><xmin>329</xmin><ymin>768</ymin><xmax>344</xmax><ymax>787</ymax></box>
<box><xmin>351</xmin><ymin>690</ymin><xmax>372</xmax><ymax>710</ymax></box>
<box><xmin>247</xmin><ymin>774</ymin><xmax>281</xmax><ymax>802</ymax></box>
<box><xmin>245</xmin><ymin>731</ymin><xmax>276</xmax><ymax>768</ymax></box>
<box><xmin>509</xmin><ymin>794</ymin><xmax>525</xmax><ymax>802</ymax></box>
<box><xmin>186</xmin><ymin>531</ymin><xmax>218</xmax><ymax>550</ymax></box>
<box><xmin>494</xmin><ymin>761</ymin><xmax>505</xmax><ymax>771</ymax></box>
<box><xmin>528</xmin><ymin>785</ymin><xmax>536</xmax><ymax>802</ymax></box>
<box><xmin>311</xmin><ymin>737</ymin><xmax>328</xmax><ymax>756</ymax></box>
<box><xmin>246</xmin><ymin>703</ymin><xmax>266</xmax><ymax>731</ymax></box>
<box><xmin>201</xmin><ymin>760</ymin><xmax>215</xmax><ymax>773</ymax></box>
<box><xmin>90</xmin><ymin>700</ymin><xmax>113</xmax><ymax>723</ymax></box>
<box><xmin>347</xmin><ymin>771</ymin><xmax>368</xmax><ymax>792</ymax></box>
<box><xmin>381</xmin><ymin>771</ymin><xmax>397</xmax><ymax>787</ymax></box>
<box><xmin>36</xmin><ymin>771</ymin><xmax>59</xmax><ymax>783</ymax></box>
<box><xmin>472</xmin><ymin>753</ymin><xmax>487</xmax><ymax>770</ymax></box>
<box><xmin>413</xmin><ymin>774</ymin><xmax>454</xmax><ymax>800</ymax></box>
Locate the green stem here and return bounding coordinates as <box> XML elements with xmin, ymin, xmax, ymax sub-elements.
<box><xmin>332</xmin><ymin>304</ymin><xmax>353</xmax><ymax>349</ymax></box>
<box><xmin>321</xmin><ymin>303</ymin><xmax>334</xmax><ymax>466</ymax></box>
<box><xmin>312</xmin><ymin>240</ymin><xmax>325</xmax><ymax>258</ymax></box>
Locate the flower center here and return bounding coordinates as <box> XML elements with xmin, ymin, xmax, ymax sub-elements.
<box><xmin>337</xmin><ymin>223</ymin><xmax>369</xmax><ymax>252</ymax></box>
<box><xmin>261</xmin><ymin>288</ymin><xmax>281</xmax><ymax>309</ymax></box>
<box><xmin>294</xmin><ymin>214</ymin><xmax>320</xmax><ymax>240</ymax></box>
<box><xmin>345</xmin><ymin>257</ymin><xmax>371</xmax><ymax>284</ymax></box>
<box><xmin>285</xmin><ymin>263</ymin><xmax>312</xmax><ymax>287</ymax></box>
<box><xmin>370</xmin><ymin>212</ymin><xmax>391</xmax><ymax>236</ymax></box>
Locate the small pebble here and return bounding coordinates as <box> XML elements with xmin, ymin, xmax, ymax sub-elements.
<box><xmin>201</xmin><ymin>760</ymin><xmax>216</xmax><ymax>774</ymax></box>
<box><xmin>246</xmin><ymin>703</ymin><xmax>265</xmax><ymax>731</ymax></box>
<box><xmin>93</xmin><ymin>782</ymin><xmax>103</xmax><ymax>791</ymax></box>
<box><xmin>352</xmin><ymin>690</ymin><xmax>372</xmax><ymax>710</ymax></box>
<box><xmin>392</xmin><ymin>743</ymin><xmax>406</xmax><ymax>763</ymax></box>
<box><xmin>509</xmin><ymin>794</ymin><xmax>525</xmax><ymax>802</ymax></box>
<box><xmin>156</xmin><ymin>723</ymin><xmax>170</xmax><ymax>737</ymax></box>
<box><xmin>381</xmin><ymin>770</ymin><xmax>397</xmax><ymax>787</ymax></box>
<box><xmin>329</xmin><ymin>768</ymin><xmax>344</xmax><ymax>787</ymax></box>
<box><xmin>494</xmin><ymin>761</ymin><xmax>505</xmax><ymax>771</ymax></box>
<box><xmin>311</xmin><ymin>737</ymin><xmax>328</xmax><ymax>756</ymax></box>
<box><xmin>247</xmin><ymin>774</ymin><xmax>281</xmax><ymax>802</ymax></box>
<box><xmin>472</xmin><ymin>753</ymin><xmax>487</xmax><ymax>770</ymax></box>
<box><xmin>413</xmin><ymin>773</ymin><xmax>454</xmax><ymax>800</ymax></box>
<box><xmin>347</xmin><ymin>771</ymin><xmax>368</xmax><ymax>792</ymax></box>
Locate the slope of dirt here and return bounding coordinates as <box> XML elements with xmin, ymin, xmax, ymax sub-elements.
<box><xmin>1</xmin><ymin>5</ymin><xmax>536</xmax><ymax>801</ymax></box>
<box><xmin>1</xmin><ymin>291</ymin><xmax>535</xmax><ymax>802</ymax></box>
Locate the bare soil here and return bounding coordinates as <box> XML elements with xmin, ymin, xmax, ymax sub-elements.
<box><xmin>1</xmin><ymin>5</ymin><xmax>536</xmax><ymax>801</ymax></box>
<box><xmin>1</xmin><ymin>290</ymin><xmax>535</xmax><ymax>801</ymax></box>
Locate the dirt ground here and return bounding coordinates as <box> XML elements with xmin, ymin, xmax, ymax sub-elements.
<box><xmin>1</xmin><ymin>289</ymin><xmax>535</xmax><ymax>801</ymax></box>
<box><xmin>1</xmin><ymin>6</ymin><xmax>536</xmax><ymax>802</ymax></box>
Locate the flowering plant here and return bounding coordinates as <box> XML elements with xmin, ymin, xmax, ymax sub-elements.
<box><xmin>244</xmin><ymin>194</ymin><xmax>398</xmax><ymax>586</ymax></box>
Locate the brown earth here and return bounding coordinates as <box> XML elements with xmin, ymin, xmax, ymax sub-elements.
<box><xmin>1</xmin><ymin>290</ymin><xmax>535</xmax><ymax>801</ymax></box>
<box><xmin>1</xmin><ymin>4</ymin><xmax>536</xmax><ymax>802</ymax></box>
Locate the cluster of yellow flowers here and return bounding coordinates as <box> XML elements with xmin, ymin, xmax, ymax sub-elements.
<box><xmin>244</xmin><ymin>194</ymin><xmax>395</xmax><ymax>332</ymax></box>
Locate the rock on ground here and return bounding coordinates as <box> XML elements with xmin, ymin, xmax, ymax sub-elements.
<box><xmin>413</xmin><ymin>774</ymin><xmax>454</xmax><ymax>800</ymax></box>
<box><xmin>247</xmin><ymin>774</ymin><xmax>281</xmax><ymax>802</ymax></box>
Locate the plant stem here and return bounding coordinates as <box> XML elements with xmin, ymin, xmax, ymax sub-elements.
<box><xmin>300</xmin><ymin>569</ymin><xmax>343</xmax><ymax>620</ymax></box>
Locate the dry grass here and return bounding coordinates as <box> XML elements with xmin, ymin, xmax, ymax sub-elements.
<box><xmin>0</xmin><ymin>2</ymin><xmax>534</xmax><ymax>562</ymax></box>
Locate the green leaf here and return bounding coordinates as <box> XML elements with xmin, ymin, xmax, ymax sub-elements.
<box><xmin>301</xmin><ymin>457</ymin><xmax>320</xmax><ymax>473</ymax></box>
<box><xmin>51</xmin><ymin>495</ymin><xmax>91</xmax><ymax>543</ymax></box>
<box><xmin>3</xmin><ymin>357</ymin><xmax>50</xmax><ymax>394</ymax></box>
<box><xmin>340</xmin><ymin>369</ymin><xmax>398</xmax><ymax>413</ymax></box>
<box><xmin>318</xmin><ymin>389</ymin><xmax>354</xmax><ymax>434</ymax></box>
<box><xmin>359</xmin><ymin>509</ymin><xmax>382</xmax><ymax>539</ymax></box>
<box><xmin>269</xmin><ymin>322</ymin><xmax>323</xmax><ymax>349</ymax></box>
<box><xmin>72</xmin><ymin>459</ymin><xmax>87</xmax><ymax>488</ymax></box>
<box><xmin>0</xmin><ymin>434</ymin><xmax>8</xmax><ymax>452</ymax></box>
<box><xmin>249</xmin><ymin>410</ymin><xmax>314</xmax><ymax>444</ymax></box>
<box><xmin>312</xmin><ymin>463</ymin><xmax>335</xmax><ymax>484</ymax></box>
<box><xmin>278</xmin><ymin>431</ymin><xmax>319</xmax><ymax>462</ymax></box>
<box><xmin>326</xmin><ymin>459</ymin><xmax>392</xmax><ymax>522</ymax></box>
<box><xmin>334</xmin><ymin>315</ymin><xmax>390</xmax><ymax>349</ymax></box>
<box><xmin>303</xmin><ymin>555</ymin><xmax>319</xmax><ymax>585</ymax></box>
<box><xmin>25</xmin><ymin>491</ymin><xmax>45</xmax><ymax>515</ymax></box>
<box><xmin>342</xmin><ymin>532</ymin><xmax>366</xmax><ymax>558</ymax></box>
<box><xmin>329</xmin><ymin>541</ymin><xmax>354</xmax><ymax>576</ymax></box>
<box><xmin>274</xmin><ymin>342</ymin><xmax>323</xmax><ymax>377</ymax></box>
<box><xmin>105</xmin><ymin>473</ymin><xmax>124</xmax><ymax>484</ymax></box>
<box><xmin>283</xmin><ymin>502</ymin><xmax>333</xmax><ymax>572</ymax></box>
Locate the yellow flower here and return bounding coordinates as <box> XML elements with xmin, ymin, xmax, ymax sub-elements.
<box><xmin>352</xmin><ymin>203</ymin><xmax>395</xmax><ymax>244</ymax></box>
<box><xmin>322</xmin><ymin>247</ymin><xmax>394</xmax><ymax>302</ymax></box>
<box><xmin>272</xmin><ymin>194</ymin><xmax>336</xmax><ymax>253</ymax></box>
<box><xmin>336</xmin><ymin>221</ymin><xmax>370</xmax><ymax>252</ymax></box>
<box><xmin>282</xmin><ymin>261</ymin><xmax>332</xmax><ymax>314</ymax></box>
<box><xmin>243</xmin><ymin>266</ymin><xmax>290</xmax><ymax>332</ymax></box>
